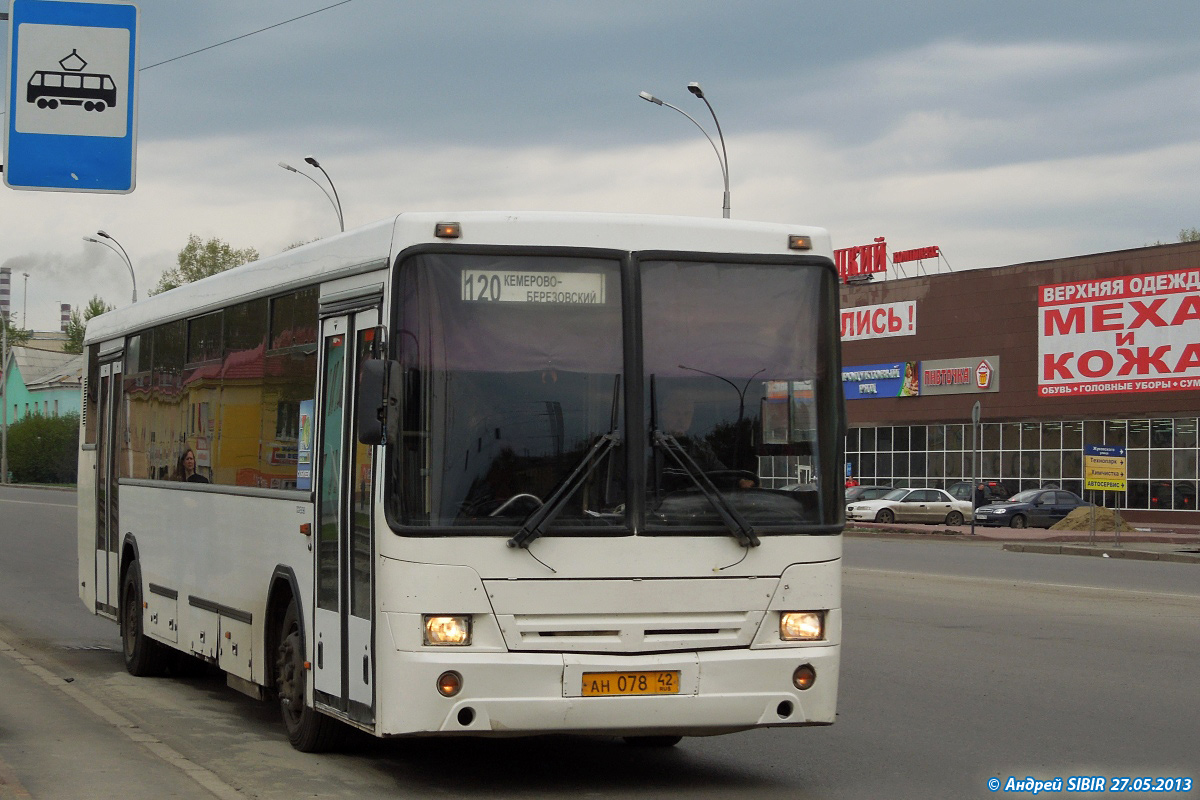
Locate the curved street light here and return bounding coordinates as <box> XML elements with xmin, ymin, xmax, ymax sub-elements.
<box><xmin>279</xmin><ymin>156</ymin><xmax>344</xmax><ymax>232</ymax></box>
<box><xmin>639</xmin><ymin>82</ymin><xmax>731</xmax><ymax>218</ymax></box>
<box><xmin>678</xmin><ymin>364</ymin><xmax>765</xmax><ymax>426</ymax></box>
<box><xmin>84</xmin><ymin>231</ymin><xmax>137</xmax><ymax>302</ymax></box>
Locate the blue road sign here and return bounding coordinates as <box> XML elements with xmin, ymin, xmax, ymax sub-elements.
<box><xmin>5</xmin><ymin>0</ymin><xmax>139</xmax><ymax>193</ymax></box>
<box><xmin>1084</xmin><ymin>444</ymin><xmax>1126</xmax><ymax>458</ymax></box>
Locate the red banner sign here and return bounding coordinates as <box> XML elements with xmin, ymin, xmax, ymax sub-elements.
<box><xmin>835</xmin><ymin>239</ymin><xmax>887</xmax><ymax>282</ymax></box>
<box><xmin>892</xmin><ymin>245</ymin><xmax>940</xmax><ymax>264</ymax></box>
<box><xmin>1038</xmin><ymin>268</ymin><xmax>1200</xmax><ymax>397</ymax></box>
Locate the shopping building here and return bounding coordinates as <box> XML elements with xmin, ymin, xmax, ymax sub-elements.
<box><xmin>839</xmin><ymin>239</ymin><xmax>1200</xmax><ymax>523</ymax></box>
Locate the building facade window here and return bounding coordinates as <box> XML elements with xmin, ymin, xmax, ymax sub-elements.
<box><xmin>846</xmin><ymin>417</ymin><xmax>1198</xmax><ymax>512</ymax></box>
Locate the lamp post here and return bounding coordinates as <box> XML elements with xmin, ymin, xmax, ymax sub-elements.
<box><xmin>639</xmin><ymin>82</ymin><xmax>730</xmax><ymax>218</ymax></box>
<box><xmin>279</xmin><ymin>156</ymin><xmax>344</xmax><ymax>232</ymax></box>
<box><xmin>21</xmin><ymin>273</ymin><xmax>29</xmax><ymax>327</ymax></box>
<box><xmin>83</xmin><ymin>232</ymin><xmax>137</xmax><ymax>303</ymax></box>
<box><xmin>677</xmin><ymin>363</ymin><xmax>764</xmax><ymax>475</ymax></box>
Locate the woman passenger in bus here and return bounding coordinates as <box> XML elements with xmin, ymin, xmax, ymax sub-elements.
<box><xmin>175</xmin><ymin>449</ymin><xmax>210</xmax><ymax>484</ymax></box>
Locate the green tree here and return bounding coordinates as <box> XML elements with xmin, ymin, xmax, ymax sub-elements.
<box><xmin>2</xmin><ymin>314</ymin><xmax>32</xmax><ymax>347</ymax></box>
<box><xmin>8</xmin><ymin>412</ymin><xmax>80</xmax><ymax>483</ymax></box>
<box><xmin>63</xmin><ymin>295</ymin><xmax>114</xmax><ymax>354</ymax></box>
<box><xmin>150</xmin><ymin>235</ymin><xmax>259</xmax><ymax>296</ymax></box>
<box><xmin>1179</xmin><ymin>227</ymin><xmax>1200</xmax><ymax>243</ymax></box>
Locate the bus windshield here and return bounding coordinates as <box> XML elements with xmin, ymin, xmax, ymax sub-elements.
<box><xmin>391</xmin><ymin>251</ymin><xmax>626</xmax><ymax>529</ymax></box>
<box><xmin>387</xmin><ymin>250</ymin><xmax>837</xmax><ymax>535</ymax></box>
<box><xmin>643</xmin><ymin>258</ymin><xmax>828</xmax><ymax>529</ymax></box>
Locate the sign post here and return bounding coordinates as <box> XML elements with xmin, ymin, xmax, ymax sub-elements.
<box><xmin>1084</xmin><ymin>444</ymin><xmax>1127</xmax><ymax>546</ymax></box>
<box><xmin>5</xmin><ymin>0</ymin><xmax>139</xmax><ymax>193</ymax></box>
<box><xmin>969</xmin><ymin>401</ymin><xmax>981</xmax><ymax>536</ymax></box>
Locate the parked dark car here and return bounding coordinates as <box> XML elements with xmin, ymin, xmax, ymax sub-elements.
<box><xmin>948</xmin><ymin>480</ymin><xmax>1011</xmax><ymax>504</ymax></box>
<box><xmin>845</xmin><ymin>485</ymin><xmax>892</xmax><ymax>503</ymax></box>
<box><xmin>1149</xmin><ymin>481</ymin><xmax>1196</xmax><ymax>511</ymax></box>
<box><xmin>973</xmin><ymin>489</ymin><xmax>1092</xmax><ymax>529</ymax></box>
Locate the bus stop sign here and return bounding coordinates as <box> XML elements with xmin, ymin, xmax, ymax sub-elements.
<box><xmin>4</xmin><ymin>0</ymin><xmax>139</xmax><ymax>193</ymax></box>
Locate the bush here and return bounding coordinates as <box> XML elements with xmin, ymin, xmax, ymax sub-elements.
<box><xmin>7</xmin><ymin>413</ymin><xmax>79</xmax><ymax>484</ymax></box>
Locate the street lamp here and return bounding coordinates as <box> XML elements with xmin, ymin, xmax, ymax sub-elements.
<box><xmin>639</xmin><ymin>82</ymin><xmax>731</xmax><ymax>218</ymax></box>
<box><xmin>21</xmin><ymin>273</ymin><xmax>29</xmax><ymax>327</ymax></box>
<box><xmin>83</xmin><ymin>231</ymin><xmax>137</xmax><ymax>303</ymax></box>
<box><xmin>678</xmin><ymin>364</ymin><xmax>764</xmax><ymax>426</ymax></box>
<box><xmin>279</xmin><ymin>155</ymin><xmax>344</xmax><ymax>232</ymax></box>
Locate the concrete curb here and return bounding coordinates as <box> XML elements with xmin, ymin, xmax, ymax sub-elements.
<box><xmin>1003</xmin><ymin>543</ymin><xmax>1200</xmax><ymax>564</ymax></box>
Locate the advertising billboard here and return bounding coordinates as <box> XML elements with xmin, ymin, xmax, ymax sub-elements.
<box><xmin>920</xmin><ymin>356</ymin><xmax>1000</xmax><ymax>395</ymax></box>
<box><xmin>840</xmin><ymin>300</ymin><xmax>917</xmax><ymax>342</ymax></box>
<box><xmin>1039</xmin><ymin>268</ymin><xmax>1200</xmax><ymax>397</ymax></box>
<box><xmin>842</xmin><ymin>362</ymin><xmax>919</xmax><ymax>399</ymax></box>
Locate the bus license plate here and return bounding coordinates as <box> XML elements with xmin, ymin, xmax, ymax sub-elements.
<box><xmin>581</xmin><ymin>670</ymin><xmax>680</xmax><ymax>697</ymax></box>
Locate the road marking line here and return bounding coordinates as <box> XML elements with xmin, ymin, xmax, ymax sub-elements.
<box><xmin>0</xmin><ymin>635</ymin><xmax>244</xmax><ymax>800</ymax></box>
<box><xmin>845</xmin><ymin>567</ymin><xmax>1200</xmax><ymax>602</ymax></box>
<box><xmin>0</xmin><ymin>499</ymin><xmax>73</xmax><ymax>509</ymax></box>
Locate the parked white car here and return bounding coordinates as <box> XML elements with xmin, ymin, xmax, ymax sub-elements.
<box><xmin>846</xmin><ymin>487</ymin><xmax>973</xmax><ymax>526</ymax></box>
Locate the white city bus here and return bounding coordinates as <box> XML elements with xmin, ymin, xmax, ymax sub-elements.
<box><xmin>78</xmin><ymin>211</ymin><xmax>845</xmax><ymax>751</ymax></box>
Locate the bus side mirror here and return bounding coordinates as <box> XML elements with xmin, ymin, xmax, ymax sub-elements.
<box><xmin>357</xmin><ymin>359</ymin><xmax>401</xmax><ymax>446</ymax></box>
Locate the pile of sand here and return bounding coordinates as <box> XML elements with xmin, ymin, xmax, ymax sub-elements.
<box><xmin>1050</xmin><ymin>506</ymin><xmax>1136</xmax><ymax>533</ymax></box>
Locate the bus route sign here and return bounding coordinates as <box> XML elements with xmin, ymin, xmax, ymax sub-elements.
<box><xmin>4</xmin><ymin>0</ymin><xmax>139</xmax><ymax>193</ymax></box>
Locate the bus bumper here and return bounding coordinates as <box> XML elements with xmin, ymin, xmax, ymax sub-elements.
<box><xmin>374</xmin><ymin>646</ymin><xmax>839</xmax><ymax>737</ymax></box>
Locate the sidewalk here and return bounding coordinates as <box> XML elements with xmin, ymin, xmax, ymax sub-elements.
<box><xmin>845</xmin><ymin>519</ymin><xmax>1200</xmax><ymax>563</ymax></box>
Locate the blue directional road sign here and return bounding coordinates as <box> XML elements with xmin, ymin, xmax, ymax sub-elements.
<box><xmin>5</xmin><ymin>0</ymin><xmax>139</xmax><ymax>193</ymax></box>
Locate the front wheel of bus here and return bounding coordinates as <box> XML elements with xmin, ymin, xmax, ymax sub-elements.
<box><xmin>276</xmin><ymin>599</ymin><xmax>342</xmax><ymax>752</ymax></box>
<box><xmin>121</xmin><ymin>561</ymin><xmax>169</xmax><ymax>677</ymax></box>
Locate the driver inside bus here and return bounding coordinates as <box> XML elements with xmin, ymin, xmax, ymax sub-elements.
<box><xmin>659</xmin><ymin>394</ymin><xmax>755</xmax><ymax>490</ymax></box>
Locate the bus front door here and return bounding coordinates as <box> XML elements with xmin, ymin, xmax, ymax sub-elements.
<box><xmin>94</xmin><ymin>358</ymin><xmax>122</xmax><ymax>619</ymax></box>
<box><xmin>313</xmin><ymin>309</ymin><xmax>379</xmax><ymax>725</ymax></box>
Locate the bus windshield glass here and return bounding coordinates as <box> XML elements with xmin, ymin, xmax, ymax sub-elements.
<box><xmin>643</xmin><ymin>258</ymin><xmax>829</xmax><ymax>529</ymax></box>
<box><xmin>391</xmin><ymin>252</ymin><xmax>626</xmax><ymax>529</ymax></box>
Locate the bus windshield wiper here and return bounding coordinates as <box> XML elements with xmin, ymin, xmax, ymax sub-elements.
<box><xmin>507</xmin><ymin>375</ymin><xmax>622</xmax><ymax>550</ymax></box>
<box><xmin>651</xmin><ymin>429</ymin><xmax>760</xmax><ymax>548</ymax></box>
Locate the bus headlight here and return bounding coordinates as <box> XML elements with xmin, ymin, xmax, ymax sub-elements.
<box><xmin>424</xmin><ymin>615</ymin><xmax>472</xmax><ymax>646</ymax></box>
<box><xmin>780</xmin><ymin>611</ymin><xmax>824</xmax><ymax>641</ymax></box>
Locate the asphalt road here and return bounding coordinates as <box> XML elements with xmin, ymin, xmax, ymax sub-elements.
<box><xmin>1</xmin><ymin>486</ymin><xmax>1197</xmax><ymax>799</ymax></box>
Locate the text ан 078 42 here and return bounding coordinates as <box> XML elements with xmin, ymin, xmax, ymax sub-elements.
<box><xmin>581</xmin><ymin>670</ymin><xmax>680</xmax><ymax>697</ymax></box>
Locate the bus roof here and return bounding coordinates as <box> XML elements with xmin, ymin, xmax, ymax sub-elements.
<box><xmin>83</xmin><ymin>211</ymin><xmax>832</xmax><ymax>346</ymax></box>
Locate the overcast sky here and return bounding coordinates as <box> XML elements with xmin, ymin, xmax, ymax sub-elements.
<box><xmin>3</xmin><ymin>0</ymin><xmax>1200</xmax><ymax>330</ymax></box>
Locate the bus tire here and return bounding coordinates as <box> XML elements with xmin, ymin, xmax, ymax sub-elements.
<box><xmin>276</xmin><ymin>599</ymin><xmax>342</xmax><ymax>752</ymax></box>
<box><xmin>121</xmin><ymin>560</ymin><xmax>169</xmax><ymax>677</ymax></box>
<box><xmin>623</xmin><ymin>735</ymin><xmax>683</xmax><ymax>747</ymax></box>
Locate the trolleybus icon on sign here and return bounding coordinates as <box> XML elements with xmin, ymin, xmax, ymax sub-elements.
<box><xmin>27</xmin><ymin>49</ymin><xmax>117</xmax><ymax>113</ymax></box>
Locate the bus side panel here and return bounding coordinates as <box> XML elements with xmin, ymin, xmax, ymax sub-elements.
<box><xmin>119</xmin><ymin>485</ymin><xmax>314</xmax><ymax>687</ymax></box>
<box><xmin>77</xmin><ymin>447</ymin><xmax>98</xmax><ymax>612</ymax></box>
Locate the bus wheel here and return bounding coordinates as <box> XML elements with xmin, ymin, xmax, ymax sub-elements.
<box><xmin>84</xmin><ymin>101</ymin><xmax>94</xmax><ymax>111</ymax></box>
<box><xmin>121</xmin><ymin>561</ymin><xmax>169</xmax><ymax>677</ymax></box>
<box><xmin>37</xmin><ymin>98</ymin><xmax>48</xmax><ymax>109</ymax></box>
<box><xmin>276</xmin><ymin>599</ymin><xmax>341</xmax><ymax>752</ymax></box>
<box><xmin>94</xmin><ymin>102</ymin><xmax>106</xmax><ymax>112</ymax></box>
<box><xmin>47</xmin><ymin>99</ymin><xmax>58</xmax><ymax>109</ymax></box>
<box><xmin>623</xmin><ymin>735</ymin><xmax>683</xmax><ymax>747</ymax></box>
